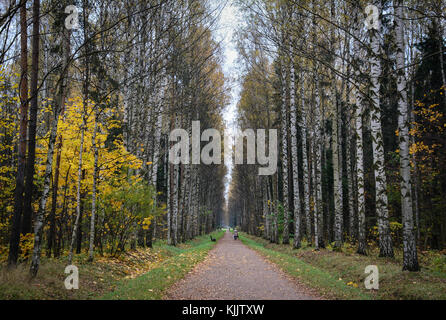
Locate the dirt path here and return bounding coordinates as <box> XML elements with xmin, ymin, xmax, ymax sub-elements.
<box><xmin>164</xmin><ymin>231</ymin><xmax>321</xmax><ymax>300</ymax></box>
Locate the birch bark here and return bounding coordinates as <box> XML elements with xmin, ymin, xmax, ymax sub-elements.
<box><xmin>353</xmin><ymin>3</ymin><xmax>367</xmax><ymax>255</ymax></box>
<box><xmin>395</xmin><ymin>0</ymin><xmax>419</xmax><ymax>271</ymax></box>
<box><xmin>300</xmin><ymin>77</ymin><xmax>311</xmax><ymax>244</ymax></box>
<box><xmin>369</xmin><ymin>0</ymin><xmax>394</xmax><ymax>257</ymax></box>
<box><xmin>289</xmin><ymin>52</ymin><xmax>301</xmax><ymax>249</ymax></box>
<box><xmin>280</xmin><ymin>58</ymin><xmax>290</xmax><ymax>245</ymax></box>
<box><xmin>87</xmin><ymin>113</ymin><xmax>99</xmax><ymax>262</ymax></box>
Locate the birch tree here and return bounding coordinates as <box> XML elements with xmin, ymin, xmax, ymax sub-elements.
<box><xmin>280</xmin><ymin>56</ymin><xmax>290</xmax><ymax>245</ymax></box>
<box><xmin>394</xmin><ymin>0</ymin><xmax>419</xmax><ymax>271</ymax></box>
<box><xmin>300</xmin><ymin>75</ymin><xmax>312</xmax><ymax>244</ymax></box>
<box><xmin>331</xmin><ymin>0</ymin><xmax>343</xmax><ymax>249</ymax></box>
<box><xmin>368</xmin><ymin>0</ymin><xmax>394</xmax><ymax>257</ymax></box>
<box><xmin>289</xmin><ymin>36</ymin><xmax>301</xmax><ymax>249</ymax></box>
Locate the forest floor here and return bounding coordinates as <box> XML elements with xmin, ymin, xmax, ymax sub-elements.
<box><xmin>2</xmin><ymin>230</ymin><xmax>444</xmax><ymax>300</ymax></box>
<box><xmin>0</xmin><ymin>231</ymin><xmax>224</xmax><ymax>299</ymax></box>
<box><xmin>240</xmin><ymin>233</ymin><xmax>446</xmax><ymax>300</ymax></box>
<box><xmin>164</xmin><ymin>230</ymin><xmax>321</xmax><ymax>300</ymax></box>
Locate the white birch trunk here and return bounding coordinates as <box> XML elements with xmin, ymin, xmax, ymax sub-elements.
<box><xmin>355</xmin><ymin>84</ymin><xmax>367</xmax><ymax>255</ymax></box>
<box><xmin>314</xmin><ymin>70</ymin><xmax>323</xmax><ymax>249</ymax></box>
<box><xmin>369</xmin><ymin>1</ymin><xmax>393</xmax><ymax>257</ymax></box>
<box><xmin>280</xmin><ymin>59</ymin><xmax>290</xmax><ymax>245</ymax></box>
<box><xmin>30</xmin><ymin>25</ymin><xmax>70</xmax><ymax>276</ymax></box>
<box><xmin>352</xmin><ymin>3</ymin><xmax>367</xmax><ymax>255</ymax></box>
<box><xmin>185</xmin><ymin>165</ymin><xmax>192</xmax><ymax>240</ymax></box>
<box><xmin>289</xmin><ymin>52</ymin><xmax>301</xmax><ymax>249</ymax></box>
<box><xmin>193</xmin><ymin>164</ymin><xmax>199</xmax><ymax>237</ymax></box>
<box><xmin>346</xmin><ymin>80</ymin><xmax>355</xmax><ymax>239</ymax></box>
<box><xmin>300</xmin><ymin>76</ymin><xmax>311</xmax><ymax>244</ymax></box>
<box><xmin>332</xmin><ymin>79</ymin><xmax>343</xmax><ymax>248</ymax></box>
<box><xmin>167</xmin><ymin>136</ymin><xmax>172</xmax><ymax>245</ymax></box>
<box><xmin>171</xmin><ymin>114</ymin><xmax>180</xmax><ymax>245</ymax></box>
<box><xmin>395</xmin><ymin>0</ymin><xmax>419</xmax><ymax>271</ymax></box>
<box><xmin>68</xmin><ymin>116</ymin><xmax>86</xmax><ymax>265</ymax></box>
<box><xmin>311</xmin><ymin>137</ymin><xmax>319</xmax><ymax>250</ymax></box>
<box><xmin>88</xmin><ymin>114</ymin><xmax>99</xmax><ymax>262</ymax></box>
<box><xmin>30</xmin><ymin>103</ymin><xmax>61</xmax><ymax>276</ymax></box>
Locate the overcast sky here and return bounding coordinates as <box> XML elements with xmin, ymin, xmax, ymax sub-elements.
<box><xmin>212</xmin><ymin>0</ymin><xmax>242</xmax><ymax>202</ymax></box>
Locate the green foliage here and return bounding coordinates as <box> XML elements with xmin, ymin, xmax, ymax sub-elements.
<box><xmin>99</xmin><ymin>175</ymin><xmax>160</xmax><ymax>256</ymax></box>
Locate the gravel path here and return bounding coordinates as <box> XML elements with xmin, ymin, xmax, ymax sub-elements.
<box><xmin>164</xmin><ymin>231</ymin><xmax>321</xmax><ymax>300</ymax></box>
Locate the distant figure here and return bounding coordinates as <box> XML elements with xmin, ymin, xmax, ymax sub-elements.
<box><xmin>210</xmin><ymin>235</ymin><xmax>216</xmax><ymax>242</ymax></box>
<box><xmin>233</xmin><ymin>229</ymin><xmax>238</xmax><ymax>240</ymax></box>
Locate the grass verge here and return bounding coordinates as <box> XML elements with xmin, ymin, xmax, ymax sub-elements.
<box><xmin>240</xmin><ymin>233</ymin><xmax>446</xmax><ymax>300</ymax></box>
<box><xmin>0</xmin><ymin>231</ymin><xmax>223</xmax><ymax>300</ymax></box>
<box><xmin>100</xmin><ymin>230</ymin><xmax>224</xmax><ymax>300</ymax></box>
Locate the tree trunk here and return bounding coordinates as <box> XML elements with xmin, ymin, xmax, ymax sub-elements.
<box><xmin>30</xmin><ymin>17</ymin><xmax>71</xmax><ymax>276</ymax></box>
<box><xmin>355</xmin><ymin>81</ymin><xmax>367</xmax><ymax>256</ymax></box>
<box><xmin>8</xmin><ymin>0</ymin><xmax>28</xmax><ymax>267</ymax></box>
<box><xmin>314</xmin><ymin>69</ymin><xmax>323</xmax><ymax>250</ymax></box>
<box><xmin>68</xmin><ymin>1</ymin><xmax>89</xmax><ymax>265</ymax></box>
<box><xmin>352</xmin><ymin>3</ymin><xmax>367</xmax><ymax>255</ymax></box>
<box><xmin>88</xmin><ymin>113</ymin><xmax>99</xmax><ymax>262</ymax></box>
<box><xmin>369</xmin><ymin>0</ymin><xmax>393</xmax><ymax>257</ymax></box>
<box><xmin>22</xmin><ymin>0</ymin><xmax>41</xmax><ymax>236</ymax></box>
<box><xmin>30</xmin><ymin>92</ymin><xmax>63</xmax><ymax>277</ymax></box>
<box><xmin>167</xmin><ymin>132</ymin><xmax>172</xmax><ymax>245</ymax></box>
<box><xmin>346</xmin><ymin>100</ymin><xmax>356</xmax><ymax>240</ymax></box>
<box><xmin>68</xmin><ymin>111</ymin><xmax>87</xmax><ymax>264</ymax></box>
<box><xmin>332</xmin><ymin>80</ymin><xmax>343</xmax><ymax>249</ymax></box>
<box><xmin>280</xmin><ymin>58</ymin><xmax>290</xmax><ymax>245</ymax></box>
<box><xmin>289</xmin><ymin>52</ymin><xmax>301</xmax><ymax>249</ymax></box>
<box><xmin>436</xmin><ymin>17</ymin><xmax>446</xmax><ymax>106</ymax></box>
<box><xmin>312</xmin><ymin>137</ymin><xmax>319</xmax><ymax>250</ymax></box>
<box><xmin>47</xmin><ymin>25</ymin><xmax>70</xmax><ymax>258</ymax></box>
<box><xmin>395</xmin><ymin>0</ymin><xmax>419</xmax><ymax>271</ymax></box>
<box><xmin>300</xmin><ymin>76</ymin><xmax>312</xmax><ymax>244</ymax></box>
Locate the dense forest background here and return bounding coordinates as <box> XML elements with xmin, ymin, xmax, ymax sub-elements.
<box><xmin>228</xmin><ymin>0</ymin><xmax>446</xmax><ymax>272</ymax></box>
<box><xmin>0</xmin><ymin>0</ymin><xmax>227</xmax><ymax>277</ymax></box>
<box><xmin>0</xmin><ymin>0</ymin><xmax>445</xmax><ymax>281</ymax></box>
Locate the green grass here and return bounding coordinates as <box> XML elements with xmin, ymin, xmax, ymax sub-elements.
<box><xmin>100</xmin><ymin>231</ymin><xmax>224</xmax><ymax>300</ymax></box>
<box><xmin>0</xmin><ymin>231</ymin><xmax>223</xmax><ymax>300</ymax></box>
<box><xmin>240</xmin><ymin>234</ymin><xmax>371</xmax><ymax>299</ymax></box>
<box><xmin>240</xmin><ymin>233</ymin><xmax>446</xmax><ymax>300</ymax></box>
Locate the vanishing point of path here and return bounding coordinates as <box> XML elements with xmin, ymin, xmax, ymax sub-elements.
<box><xmin>164</xmin><ymin>231</ymin><xmax>321</xmax><ymax>300</ymax></box>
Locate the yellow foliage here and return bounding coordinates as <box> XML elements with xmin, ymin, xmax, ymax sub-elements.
<box><xmin>19</xmin><ymin>233</ymin><xmax>34</xmax><ymax>261</ymax></box>
<box><xmin>0</xmin><ymin>65</ymin><xmax>19</xmax><ymax>239</ymax></box>
<box><xmin>142</xmin><ymin>217</ymin><xmax>153</xmax><ymax>230</ymax></box>
<box><xmin>34</xmin><ymin>97</ymin><xmax>143</xmax><ymax>219</ymax></box>
<box><xmin>346</xmin><ymin>281</ymin><xmax>358</xmax><ymax>288</ymax></box>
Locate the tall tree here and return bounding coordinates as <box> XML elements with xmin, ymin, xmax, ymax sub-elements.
<box><xmin>280</xmin><ymin>54</ymin><xmax>290</xmax><ymax>245</ymax></box>
<box><xmin>394</xmin><ymin>0</ymin><xmax>419</xmax><ymax>271</ymax></box>
<box><xmin>8</xmin><ymin>0</ymin><xmax>28</xmax><ymax>267</ymax></box>
<box><xmin>368</xmin><ymin>0</ymin><xmax>394</xmax><ymax>257</ymax></box>
<box><xmin>22</xmin><ymin>0</ymin><xmax>41</xmax><ymax>235</ymax></box>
